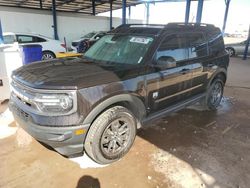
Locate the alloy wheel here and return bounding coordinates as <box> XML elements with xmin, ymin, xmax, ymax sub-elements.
<box><xmin>42</xmin><ymin>53</ymin><xmax>54</xmax><ymax>60</ymax></box>
<box><xmin>210</xmin><ymin>82</ymin><xmax>223</xmax><ymax>106</ymax></box>
<box><xmin>100</xmin><ymin>118</ymin><xmax>132</xmax><ymax>157</ymax></box>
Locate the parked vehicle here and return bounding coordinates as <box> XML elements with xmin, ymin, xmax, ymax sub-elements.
<box><xmin>71</xmin><ymin>31</ymin><xmax>106</xmax><ymax>53</ymax></box>
<box><xmin>3</xmin><ymin>32</ymin><xmax>66</xmax><ymax>60</ymax></box>
<box><xmin>225</xmin><ymin>40</ymin><xmax>250</xmax><ymax>57</ymax></box>
<box><xmin>9</xmin><ymin>23</ymin><xmax>229</xmax><ymax>164</ymax></box>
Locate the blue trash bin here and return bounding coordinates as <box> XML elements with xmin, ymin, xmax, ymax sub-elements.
<box><xmin>20</xmin><ymin>44</ymin><xmax>42</xmax><ymax>65</ymax></box>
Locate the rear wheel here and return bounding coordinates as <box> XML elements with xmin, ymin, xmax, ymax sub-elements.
<box><xmin>42</xmin><ymin>51</ymin><xmax>56</xmax><ymax>60</ymax></box>
<box><xmin>84</xmin><ymin>106</ymin><xmax>137</xmax><ymax>164</ymax></box>
<box><xmin>203</xmin><ymin>78</ymin><xmax>224</xmax><ymax>110</ymax></box>
<box><xmin>226</xmin><ymin>47</ymin><xmax>235</xmax><ymax>57</ymax></box>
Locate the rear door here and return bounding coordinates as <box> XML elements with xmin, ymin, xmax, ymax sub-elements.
<box><xmin>147</xmin><ymin>33</ymin><xmax>193</xmax><ymax>112</ymax></box>
<box><xmin>185</xmin><ymin>32</ymin><xmax>209</xmax><ymax>95</ymax></box>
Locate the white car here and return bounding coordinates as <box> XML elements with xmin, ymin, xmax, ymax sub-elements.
<box><xmin>3</xmin><ymin>32</ymin><xmax>66</xmax><ymax>60</ymax></box>
<box><xmin>225</xmin><ymin>40</ymin><xmax>250</xmax><ymax>57</ymax></box>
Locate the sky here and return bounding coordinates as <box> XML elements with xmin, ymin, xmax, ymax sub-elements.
<box><xmin>98</xmin><ymin>0</ymin><xmax>250</xmax><ymax>34</ymax></box>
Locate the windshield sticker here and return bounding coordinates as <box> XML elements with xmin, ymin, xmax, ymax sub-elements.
<box><xmin>130</xmin><ymin>37</ymin><xmax>152</xmax><ymax>44</ymax></box>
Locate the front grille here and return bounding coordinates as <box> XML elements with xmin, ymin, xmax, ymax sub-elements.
<box><xmin>11</xmin><ymin>81</ymin><xmax>37</xmax><ymax>110</ymax></box>
<box><xmin>11</xmin><ymin>103</ymin><xmax>30</xmax><ymax>121</ymax></box>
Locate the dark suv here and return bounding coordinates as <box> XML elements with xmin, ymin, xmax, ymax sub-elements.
<box><xmin>9</xmin><ymin>23</ymin><xmax>229</xmax><ymax>164</ymax></box>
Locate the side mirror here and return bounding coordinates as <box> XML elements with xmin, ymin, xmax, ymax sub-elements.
<box><xmin>155</xmin><ymin>56</ymin><xmax>176</xmax><ymax>69</ymax></box>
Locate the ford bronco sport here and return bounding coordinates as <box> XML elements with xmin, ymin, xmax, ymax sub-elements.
<box><xmin>9</xmin><ymin>23</ymin><xmax>229</xmax><ymax>164</ymax></box>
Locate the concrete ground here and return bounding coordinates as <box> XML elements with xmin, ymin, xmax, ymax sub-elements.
<box><xmin>1</xmin><ymin>57</ymin><xmax>250</xmax><ymax>188</ymax></box>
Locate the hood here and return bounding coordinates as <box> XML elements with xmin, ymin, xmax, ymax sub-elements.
<box><xmin>12</xmin><ymin>57</ymin><xmax>139</xmax><ymax>90</ymax></box>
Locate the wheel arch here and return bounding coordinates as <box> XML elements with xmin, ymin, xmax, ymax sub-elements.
<box><xmin>82</xmin><ymin>94</ymin><xmax>146</xmax><ymax>129</ymax></box>
<box><xmin>208</xmin><ymin>69</ymin><xmax>227</xmax><ymax>88</ymax></box>
<box><xmin>42</xmin><ymin>50</ymin><xmax>56</xmax><ymax>57</ymax></box>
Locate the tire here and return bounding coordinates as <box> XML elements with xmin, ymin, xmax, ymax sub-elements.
<box><xmin>77</xmin><ymin>41</ymin><xmax>89</xmax><ymax>53</ymax></box>
<box><xmin>42</xmin><ymin>51</ymin><xmax>56</xmax><ymax>60</ymax></box>
<box><xmin>203</xmin><ymin>78</ymin><xmax>224</xmax><ymax>110</ymax></box>
<box><xmin>226</xmin><ymin>47</ymin><xmax>235</xmax><ymax>57</ymax></box>
<box><xmin>84</xmin><ymin>106</ymin><xmax>137</xmax><ymax>164</ymax></box>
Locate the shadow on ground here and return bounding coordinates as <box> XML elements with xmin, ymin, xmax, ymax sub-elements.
<box><xmin>76</xmin><ymin>175</ymin><xmax>100</xmax><ymax>188</ymax></box>
<box><xmin>138</xmin><ymin>93</ymin><xmax>250</xmax><ymax>188</ymax></box>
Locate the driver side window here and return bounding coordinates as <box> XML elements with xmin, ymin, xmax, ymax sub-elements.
<box><xmin>156</xmin><ymin>34</ymin><xmax>188</xmax><ymax>67</ymax></box>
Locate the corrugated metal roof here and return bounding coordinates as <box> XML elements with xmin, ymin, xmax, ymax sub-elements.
<box><xmin>0</xmin><ymin>0</ymin><xmax>142</xmax><ymax>14</ymax></box>
<box><xmin>0</xmin><ymin>0</ymin><xmax>197</xmax><ymax>14</ymax></box>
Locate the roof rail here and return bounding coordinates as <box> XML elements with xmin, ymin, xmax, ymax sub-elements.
<box><xmin>116</xmin><ymin>24</ymin><xmax>165</xmax><ymax>29</ymax></box>
<box><xmin>166</xmin><ymin>22</ymin><xmax>215</xmax><ymax>28</ymax></box>
<box><xmin>116</xmin><ymin>23</ymin><xmax>216</xmax><ymax>30</ymax></box>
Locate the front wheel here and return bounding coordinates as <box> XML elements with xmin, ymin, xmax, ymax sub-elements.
<box><xmin>204</xmin><ymin>78</ymin><xmax>224</xmax><ymax>110</ymax></box>
<box><xmin>84</xmin><ymin>106</ymin><xmax>137</xmax><ymax>164</ymax></box>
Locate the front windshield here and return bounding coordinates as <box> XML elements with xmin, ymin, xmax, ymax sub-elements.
<box><xmin>81</xmin><ymin>32</ymin><xmax>96</xmax><ymax>39</ymax></box>
<box><xmin>84</xmin><ymin>34</ymin><xmax>154</xmax><ymax>65</ymax></box>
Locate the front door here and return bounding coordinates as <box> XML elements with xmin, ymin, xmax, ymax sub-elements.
<box><xmin>147</xmin><ymin>34</ymin><xmax>193</xmax><ymax>112</ymax></box>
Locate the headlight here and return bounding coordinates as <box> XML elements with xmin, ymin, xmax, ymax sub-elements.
<box><xmin>34</xmin><ymin>93</ymin><xmax>74</xmax><ymax>113</ymax></box>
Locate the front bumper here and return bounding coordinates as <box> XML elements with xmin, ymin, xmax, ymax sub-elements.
<box><xmin>9</xmin><ymin>101</ymin><xmax>90</xmax><ymax>157</ymax></box>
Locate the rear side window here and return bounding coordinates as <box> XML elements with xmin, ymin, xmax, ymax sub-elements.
<box><xmin>16</xmin><ymin>35</ymin><xmax>35</xmax><ymax>43</ymax></box>
<box><xmin>3</xmin><ymin>35</ymin><xmax>15</xmax><ymax>44</ymax></box>
<box><xmin>207</xmin><ymin>30</ymin><xmax>224</xmax><ymax>55</ymax></box>
<box><xmin>35</xmin><ymin>37</ymin><xmax>47</xmax><ymax>42</ymax></box>
<box><xmin>156</xmin><ymin>34</ymin><xmax>188</xmax><ymax>62</ymax></box>
<box><xmin>185</xmin><ymin>33</ymin><xmax>208</xmax><ymax>59</ymax></box>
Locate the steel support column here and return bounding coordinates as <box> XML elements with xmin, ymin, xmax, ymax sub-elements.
<box><xmin>146</xmin><ymin>3</ymin><xmax>150</xmax><ymax>24</ymax></box>
<box><xmin>110</xmin><ymin>0</ymin><xmax>113</xmax><ymax>30</ymax></box>
<box><xmin>52</xmin><ymin>0</ymin><xmax>59</xmax><ymax>40</ymax></box>
<box><xmin>185</xmin><ymin>0</ymin><xmax>191</xmax><ymax>24</ymax></box>
<box><xmin>243</xmin><ymin>25</ymin><xmax>250</xmax><ymax>60</ymax></box>
<box><xmin>222</xmin><ymin>0</ymin><xmax>231</xmax><ymax>34</ymax></box>
<box><xmin>0</xmin><ymin>19</ymin><xmax>3</xmax><ymax>44</ymax></box>
<box><xmin>92</xmin><ymin>0</ymin><xmax>96</xmax><ymax>15</ymax></box>
<box><xmin>128</xmin><ymin>6</ymin><xmax>131</xmax><ymax>20</ymax></box>
<box><xmin>39</xmin><ymin>0</ymin><xmax>43</xmax><ymax>9</ymax></box>
<box><xmin>196</xmin><ymin>0</ymin><xmax>204</xmax><ymax>24</ymax></box>
<box><xmin>122</xmin><ymin>0</ymin><xmax>126</xmax><ymax>25</ymax></box>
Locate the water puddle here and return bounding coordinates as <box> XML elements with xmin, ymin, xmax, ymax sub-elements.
<box><xmin>70</xmin><ymin>154</ymin><xmax>109</xmax><ymax>169</ymax></box>
<box><xmin>216</xmin><ymin>96</ymin><xmax>235</xmax><ymax>114</ymax></box>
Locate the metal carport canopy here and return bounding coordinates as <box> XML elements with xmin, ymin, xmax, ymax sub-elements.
<box><xmin>0</xmin><ymin>0</ymin><xmax>142</xmax><ymax>14</ymax></box>
<box><xmin>0</xmin><ymin>0</ymin><xmax>202</xmax><ymax>15</ymax></box>
<box><xmin>0</xmin><ymin>0</ymin><xmax>237</xmax><ymax>56</ymax></box>
<box><xmin>0</xmin><ymin>1</ymin><xmax>228</xmax><ymax>27</ymax></box>
<box><xmin>0</xmin><ymin>0</ymin><xmax>202</xmax><ymax>39</ymax></box>
<box><xmin>0</xmin><ymin>0</ymin><xmax>230</xmax><ymax>37</ymax></box>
